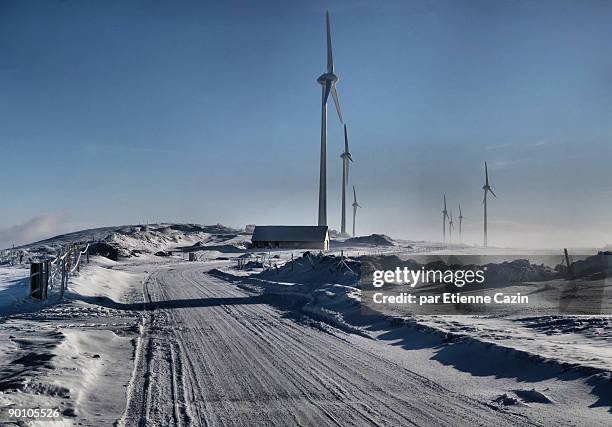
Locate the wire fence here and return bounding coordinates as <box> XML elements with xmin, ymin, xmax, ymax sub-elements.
<box><xmin>27</xmin><ymin>243</ymin><xmax>90</xmax><ymax>301</ymax></box>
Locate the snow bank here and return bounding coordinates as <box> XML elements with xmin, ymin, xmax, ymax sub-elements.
<box><xmin>568</xmin><ymin>253</ymin><xmax>612</xmax><ymax>279</ymax></box>
<box><xmin>50</xmin><ymin>328</ymin><xmax>134</xmax><ymax>423</ymax></box>
<box><xmin>0</xmin><ymin>265</ymin><xmax>30</xmax><ymax>309</ymax></box>
<box><xmin>335</xmin><ymin>234</ymin><xmax>397</xmax><ymax>247</ymax></box>
<box><xmin>68</xmin><ymin>256</ymin><xmax>143</xmax><ymax>304</ymax></box>
<box><xmin>211</xmin><ymin>252</ymin><xmax>366</xmax><ymax>335</ymax></box>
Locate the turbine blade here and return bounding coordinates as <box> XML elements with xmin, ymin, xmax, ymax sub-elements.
<box><xmin>344</xmin><ymin>125</ymin><xmax>353</xmax><ymax>167</ymax></box>
<box><xmin>343</xmin><ymin>124</ymin><xmax>349</xmax><ymax>153</ymax></box>
<box><xmin>326</xmin><ymin>11</ymin><xmax>333</xmax><ymax>73</ymax></box>
<box><xmin>323</xmin><ymin>80</ymin><xmax>331</xmax><ymax>105</ymax></box>
<box><xmin>485</xmin><ymin>161</ymin><xmax>489</xmax><ymax>186</ymax></box>
<box><xmin>489</xmin><ymin>188</ymin><xmax>497</xmax><ymax>198</ymax></box>
<box><xmin>331</xmin><ymin>85</ymin><xmax>343</xmax><ymax>123</ymax></box>
<box><xmin>353</xmin><ymin>186</ymin><xmax>357</xmax><ymax>204</ymax></box>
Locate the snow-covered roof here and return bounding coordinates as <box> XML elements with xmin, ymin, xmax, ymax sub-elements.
<box><xmin>251</xmin><ymin>226</ymin><xmax>329</xmax><ymax>242</ymax></box>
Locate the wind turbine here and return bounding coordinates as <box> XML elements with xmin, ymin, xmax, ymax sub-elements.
<box><xmin>442</xmin><ymin>195</ymin><xmax>449</xmax><ymax>243</ymax></box>
<box><xmin>352</xmin><ymin>186</ymin><xmax>361</xmax><ymax>237</ymax></box>
<box><xmin>340</xmin><ymin>124</ymin><xmax>353</xmax><ymax>235</ymax></box>
<box><xmin>448</xmin><ymin>211</ymin><xmax>454</xmax><ymax>245</ymax></box>
<box><xmin>317</xmin><ymin>11</ymin><xmax>343</xmax><ymax>226</ymax></box>
<box><xmin>458</xmin><ymin>204</ymin><xmax>464</xmax><ymax>243</ymax></box>
<box><xmin>482</xmin><ymin>161</ymin><xmax>497</xmax><ymax>248</ymax></box>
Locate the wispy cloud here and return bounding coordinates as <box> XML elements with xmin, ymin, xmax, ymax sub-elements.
<box><xmin>0</xmin><ymin>213</ymin><xmax>75</xmax><ymax>249</ymax></box>
<box><xmin>486</xmin><ymin>139</ymin><xmax>557</xmax><ymax>152</ymax></box>
<box><xmin>485</xmin><ymin>143</ymin><xmax>512</xmax><ymax>151</ymax></box>
<box><xmin>487</xmin><ymin>158</ymin><xmax>529</xmax><ymax>171</ymax></box>
<box><xmin>81</xmin><ymin>143</ymin><xmax>175</xmax><ymax>155</ymax></box>
<box><xmin>525</xmin><ymin>139</ymin><xmax>554</xmax><ymax>148</ymax></box>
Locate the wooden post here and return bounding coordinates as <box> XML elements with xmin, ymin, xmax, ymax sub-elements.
<box><xmin>30</xmin><ymin>263</ymin><xmax>42</xmax><ymax>299</ymax></box>
<box><xmin>61</xmin><ymin>258</ymin><xmax>66</xmax><ymax>299</ymax></box>
<box><xmin>66</xmin><ymin>247</ymin><xmax>72</xmax><ymax>273</ymax></box>
<box><xmin>43</xmin><ymin>260</ymin><xmax>49</xmax><ymax>300</ymax></box>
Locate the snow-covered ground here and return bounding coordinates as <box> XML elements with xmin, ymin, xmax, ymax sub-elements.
<box><xmin>0</xmin><ymin>264</ymin><xmax>31</xmax><ymax>307</ymax></box>
<box><xmin>0</xmin><ymin>224</ymin><xmax>610</xmax><ymax>425</ymax></box>
<box><xmin>214</xmin><ymin>250</ymin><xmax>612</xmax><ymax>370</ymax></box>
<box><xmin>212</xmin><ymin>248</ymin><xmax>612</xmax><ymax>424</ymax></box>
<box><xmin>0</xmin><ymin>255</ymin><xmax>149</xmax><ymax>425</ymax></box>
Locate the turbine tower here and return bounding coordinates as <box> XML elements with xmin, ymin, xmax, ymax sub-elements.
<box><xmin>458</xmin><ymin>204</ymin><xmax>464</xmax><ymax>243</ymax></box>
<box><xmin>482</xmin><ymin>161</ymin><xmax>497</xmax><ymax>248</ymax></box>
<box><xmin>317</xmin><ymin>11</ymin><xmax>343</xmax><ymax>226</ymax></box>
<box><xmin>352</xmin><ymin>186</ymin><xmax>362</xmax><ymax>237</ymax></box>
<box><xmin>340</xmin><ymin>124</ymin><xmax>353</xmax><ymax>235</ymax></box>
<box><xmin>448</xmin><ymin>211</ymin><xmax>454</xmax><ymax>245</ymax></box>
<box><xmin>442</xmin><ymin>195</ymin><xmax>449</xmax><ymax>243</ymax></box>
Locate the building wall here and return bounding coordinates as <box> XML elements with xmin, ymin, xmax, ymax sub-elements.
<box><xmin>252</xmin><ymin>240</ymin><xmax>329</xmax><ymax>250</ymax></box>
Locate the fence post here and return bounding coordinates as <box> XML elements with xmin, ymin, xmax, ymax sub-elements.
<box><xmin>43</xmin><ymin>260</ymin><xmax>49</xmax><ymax>300</ymax></box>
<box><xmin>61</xmin><ymin>257</ymin><xmax>66</xmax><ymax>299</ymax></box>
<box><xmin>66</xmin><ymin>247</ymin><xmax>72</xmax><ymax>273</ymax></box>
<box><xmin>30</xmin><ymin>262</ymin><xmax>42</xmax><ymax>299</ymax></box>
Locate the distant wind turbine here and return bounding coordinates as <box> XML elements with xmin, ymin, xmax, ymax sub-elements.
<box><xmin>442</xmin><ymin>195</ymin><xmax>449</xmax><ymax>243</ymax></box>
<box><xmin>448</xmin><ymin>211</ymin><xmax>454</xmax><ymax>245</ymax></box>
<box><xmin>482</xmin><ymin>162</ymin><xmax>497</xmax><ymax>248</ymax></box>
<box><xmin>340</xmin><ymin>124</ymin><xmax>353</xmax><ymax>235</ymax></box>
<box><xmin>458</xmin><ymin>204</ymin><xmax>464</xmax><ymax>243</ymax></box>
<box><xmin>317</xmin><ymin>11</ymin><xmax>343</xmax><ymax>226</ymax></box>
<box><xmin>352</xmin><ymin>186</ymin><xmax>362</xmax><ymax>237</ymax></box>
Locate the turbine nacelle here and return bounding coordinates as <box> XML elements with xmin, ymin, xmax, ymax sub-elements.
<box><xmin>352</xmin><ymin>186</ymin><xmax>361</xmax><ymax>208</ymax></box>
<box><xmin>483</xmin><ymin>185</ymin><xmax>497</xmax><ymax>198</ymax></box>
<box><xmin>317</xmin><ymin>72</ymin><xmax>338</xmax><ymax>85</ymax></box>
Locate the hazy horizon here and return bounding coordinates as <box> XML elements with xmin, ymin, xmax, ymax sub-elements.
<box><xmin>2</xmin><ymin>0</ymin><xmax>612</xmax><ymax>249</ymax></box>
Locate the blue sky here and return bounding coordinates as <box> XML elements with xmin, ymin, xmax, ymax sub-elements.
<box><xmin>1</xmin><ymin>0</ymin><xmax>612</xmax><ymax>248</ymax></box>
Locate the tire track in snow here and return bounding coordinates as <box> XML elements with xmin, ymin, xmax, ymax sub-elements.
<box><xmin>122</xmin><ymin>263</ymin><xmax>534</xmax><ymax>426</ymax></box>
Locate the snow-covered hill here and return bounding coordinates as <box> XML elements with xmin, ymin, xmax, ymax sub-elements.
<box><xmin>13</xmin><ymin>223</ymin><xmax>251</xmax><ymax>259</ymax></box>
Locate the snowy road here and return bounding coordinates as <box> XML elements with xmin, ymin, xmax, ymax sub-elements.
<box><xmin>121</xmin><ymin>263</ymin><xmax>533</xmax><ymax>427</ymax></box>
